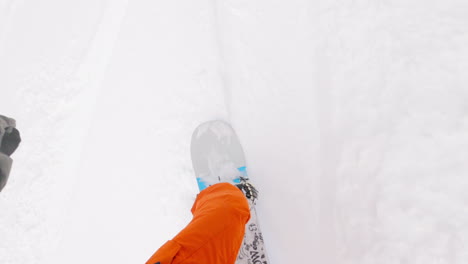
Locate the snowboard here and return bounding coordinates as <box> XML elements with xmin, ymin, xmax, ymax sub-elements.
<box><xmin>190</xmin><ymin>120</ymin><xmax>269</xmax><ymax>264</ymax></box>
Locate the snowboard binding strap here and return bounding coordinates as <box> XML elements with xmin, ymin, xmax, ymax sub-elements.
<box><xmin>236</xmin><ymin>177</ymin><xmax>258</xmax><ymax>204</ymax></box>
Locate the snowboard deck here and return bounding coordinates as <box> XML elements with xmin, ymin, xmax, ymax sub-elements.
<box><xmin>190</xmin><ymin>120</ymin><xmax>269</xmax><ymax>264</ymax></box>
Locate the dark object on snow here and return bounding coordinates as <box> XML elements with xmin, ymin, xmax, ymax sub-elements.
<box><xmin>0</xmin><ymin>115</ymin><xmax>21</xmax><ymax>192</ymax></box>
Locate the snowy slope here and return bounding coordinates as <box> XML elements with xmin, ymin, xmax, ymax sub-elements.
<box><xmin>1</xmin><ymin>1</ymin><xmax>468</xmax><ymax>264</ymax></box>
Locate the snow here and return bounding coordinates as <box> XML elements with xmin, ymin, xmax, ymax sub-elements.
<box><xmin>1</xmin><ymin>1</ymin><xmax>468</xmax><ymax>263</ymax></box>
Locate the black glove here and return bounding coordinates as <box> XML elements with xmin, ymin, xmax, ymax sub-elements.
<box><xmin>0</xmin><ymin>115</ymin><xmax>20</xmax><ymax>192</ymax></box>
<box><xmin>0</xmin><ymin>127</ymin><xmax>21</xmax><ymax>156</ymax></box>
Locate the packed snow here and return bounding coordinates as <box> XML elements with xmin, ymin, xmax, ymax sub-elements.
<box><xmin>1</xmin><ymin>1</ymin><xmax>468</xmax><ymax>263</ymax></box>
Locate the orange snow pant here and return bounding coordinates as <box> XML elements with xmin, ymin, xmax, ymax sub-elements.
<box><xmin>146</xmin><ymin>182</ymin><xmax>251</xmax><ymax>264</ymax></box>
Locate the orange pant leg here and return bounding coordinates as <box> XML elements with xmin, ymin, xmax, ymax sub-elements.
<box><xmin>146</xmin><ymin>183</ymin><xmax>250</xmax><ymax>264</ymax></box>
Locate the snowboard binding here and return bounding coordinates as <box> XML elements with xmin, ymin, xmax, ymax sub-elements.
<box><xmin>236</xmin><ymin>177</ymin><xmax>258</xmax><ymax>204</ymax></box>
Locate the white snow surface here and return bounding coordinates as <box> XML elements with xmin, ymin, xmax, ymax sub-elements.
<box><xmin>1</xmin><ymin>1</ymin><xmax>468</xmax><ymax>263</ymax></box>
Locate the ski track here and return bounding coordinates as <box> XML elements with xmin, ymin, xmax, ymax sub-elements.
<box><xmin>1</xmin><ymin>1</ymin><xmax>468</xmax><ymax>264</ymax></box>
